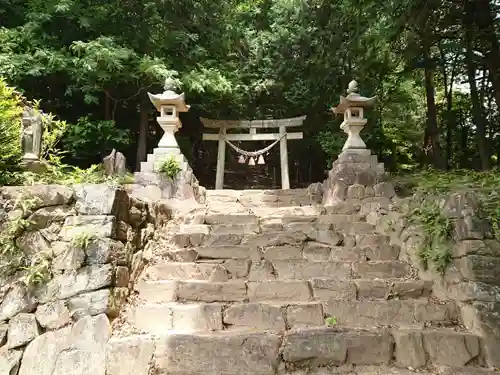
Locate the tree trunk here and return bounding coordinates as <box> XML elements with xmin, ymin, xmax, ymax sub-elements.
<box><xmin>136</xmin><ymin>101</ymin><xmax>149</xmax><ymax>171</ymax></box>
<box><xmin>464</xmin><ymin>1</ymin><xmax>490</xmax><ymax>170</ymax></box>
<box><xmin>474</xmin><ymin>0</ymin><xmax>500</xmax><ymax>115</ymax></box>
<box><xmin>422</xmin><ymin>42</ymin><xmax>445</xmax><ymax>169</ymax></box>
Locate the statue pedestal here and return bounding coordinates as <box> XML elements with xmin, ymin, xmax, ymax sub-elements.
<box><xmin>21</xmin><ymin>158</ymin><xmax>47</xmax><ymax>174</ymax></box>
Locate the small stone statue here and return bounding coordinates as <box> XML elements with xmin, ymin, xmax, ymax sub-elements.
<box><xmin>103</xmin><ymin>149</ymin><xmax>127</xmax><ymax>176</ymax></box>
<box><xmin>20</xmin><ymin>107</ymin><xmax>43</xmax><ymax>162</ymax></box>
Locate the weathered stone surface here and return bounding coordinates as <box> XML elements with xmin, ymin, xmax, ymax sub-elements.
<box><xmin>453</xmin><ymin>216</ymin><xmax>488</xmax><ymax>241</ymax></box>
<box><xmin>286</xmin><ymin>303</ymin><xmax>324</xmax><ymax>328</ymax></box>
<box><xmin>223</xmin><ymin>259</ymin><xmax>251</xmax><ymax>279</ymax></box>
<box><xmin>18</xmin><ymin>314</ymin><xmax>110</xmax><ymax>375</ymax></box>
<box><xmin>454</xmin><ymin>256</ymin><xmax>500</xmax><ymax>284</ymax></box>
<box><xmin>282</xmin><ymin>328</ymin><xmax>347</xmax><ymax>365</ymax></box>
<box><xmin>106</xmin><ymin>335</ymin><xmax>155</xmax><ymax>375</ymax></box>
<box><xmin>146</xmin><ymin>263</ymin><xmax>215</xmax><ymax>281</ymax></box>
<box><xmin>464</xmin><ymin>302</ymin><xmax>500</xmax><ymax>367</ymax></box>
<box><xmin>374</xmin><ymin>182</ymin><xmax>395</xmax><ymax>198</ymax></box>
<box><xmin>345</xmin><ymin>330</ymin><xmax>394</xmax><ymax>365</ymax></box>
<box><xmin>355</xmin><ymin>280</ymin><xmax>389</xmax><ymax>299</ymax></box>
<box><xmin>211</xmin><ymin>223</ymin><xmax>260</xmax><ymax>235</ymax></box>
<box><xmin>248</xmin><ymin>281</ymin><xmax>312</xmax><ymax>301</ymax></box>
<box><xmin>312</xmin><ymin>279</ymin><xmax>357</xmax><ymax>301</ymax></box>
<box><xmin>51</xmin><ymin>241</ymin><xmax>85</xmax><ymax>270</ymax></box>
<box><xmin>154</xmin><ymin>332</ymin><xmax>281</xmax><ymax>375</ymax></box>
<box><xmin>176</xmin><ymin>281</ymin><xmax>247</xmax><ymax>302</ymax></box>
<box><xmin>422</xmin><ymin>331</ymin><xmax>481</xmax><ymax>366</ymax></box>
<box><xmin>135</xmin><ymin>281</ymin><xmax>178</xmax><ymax>303</ymax></box>
<box><xmin>282</xmin><ymin>329</ymin><xmax>393</xmax><ymax>366</ymax></box>
<box><xmin>248</xmin><ymin>261</ymin><xmax>275</xmax><ymax>281</ymax></box>
<box><xmin>393</xmin><ymin>330</ymin><xmax>426</xmax><ymax>368</ymax></box>
<box><xmin>329</xmin><ymin>246</ymin><xmax>365</xmax><ymax>261</ymax></box>
<box><xmin>16</xmin><ymin>231</ymin><xmax>51</xmax><ymax>256</ymax></box>
<box><xmin>263</xmin><ymin>245</ymin><xmax>302</xmax><ymax>261</ymax></box>
<box><xmin>391</xmin><ymin>281</ymin><xmax>432</xmax><ymax>299</ymax></box>
<box><xmin>352</xmin><ymin>261</ymin><xmax>410</xmax><ymax>279</ymax></box>
<box><xmin>224</xmin><ymin>303</ymin><xmax>285</xmax><ymax>330</ymax></box>
<box><xmin>347</xmin><ymin>184</ymin><xmax>365</xmax><ymax>200</ymax></box>
<box><xmin>442</xmin><ymin>192</ymin><xmax>480</xmax><ymax>218</ymax></box>
<box><xmin>115</xmin><ymin>266</ymin><xmax>130</xmax><ymax>287</ymax></box>
<box><xmin>131</xmin><ymin>303</ymin><xmax>223</xmax><ymax>333</ymax></box>
<box><xmin>74</xmin><ymin>184</ymin><xmax>128</xmax><ymax>217</ymax></box>
<box><xmin>206</xmin><ymin>265</ymin><xmax>228</xmax><ymax>282</ymax></box>
<box><xmin>437</xmin><ymin>366</ymin><xmax>499</xmax><ymax>375</ymax></box>
<box><xmin>241</xmin><ymin>232</ymin><xmax>306</xmax><ymax>248</ymax></box>
<box><xmin>1</xmin><ymin>185</ymin><xmax>74</xmax><ymax>209</ymax></box>
<box><xmin>205</xmin><ymin>212</ymin><xmax>257</xmax><ymax>225</ymax></box>
<box><xmin>324</xmin><ymin>200</ymin><xmax>360</xmax><ymax>215</ymax></box>
<box><xmin>273</xmin><ymin>260</ymin><xmax>351</xmax><ymax>280</ymax></box>
<box><xmin>41</xmin><ymin>264</ymin><xmax>113</xmax><ymax>301</ymax></box>
<box><xmin>7</xmin><ymin>313</ymin><xmax>39</xmax><ymax>349</ymax></box>
<box><xmin>303</xmin><ymin>242</ymin><xmax>333</xmax><ymax>261</ymax></box>
<box><xmin>85</xmin><ymin>238</ymin><xmax>127</xmax><ymax>265</ymax></box>
<box><xmin>307</xmin><ymin>227</ymin><xmax>344</xmax><ymax>246</ymax></box>
<box><xmin>59</xmin><ymin>215</ymin><xmax>116</xmax><ymax>241</ymax></box>
<box><xmin>28</xmin><ymin>206</ymin><xmax>74</xmax><ymax>229</ymax></box>
<box><xmin>324</xmin><ymin>300</ymin><xmax>457</xmax><ymax>326</ymax></box>
<box><xmin>0</xmin><ymin>283</ymin><xmax>35</xmax><ymax>322</ymax></box>
<box><xmin>0</xmin><ymin>324</ymin><xmax>7</xmax><ymax>346</ymax></box>
<box><xmin>35</xmin><ymin>300</ymin><xmax>71</xmax><ymax>330</ymax></box>
<box><xmin>67</xmin><ymin>289</ymin><xmax>113</xmax><ymax>318</ymax></box>
<box><xmin>0</xmin><ymin>348</ymin><xmax>23</xmax><ymax>375</ymax></box>
<box><xmin>196</xmin><ymin>245</ymin><xmax>260</xmax><ymax>261</ymax></box>
<box><xmin>453</xmin><ymin>240</ymin><xmax>499</xmax><ymax>257</ymax></box>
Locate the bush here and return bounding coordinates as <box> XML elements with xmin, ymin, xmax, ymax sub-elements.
<box><xmin>157</xmin><ymin>156</ymin><xmax>182</xmax><ymax>179</ymax></box>
<box><xmin>0</xmin><ymin>78</ymin><xmax>22</xmax><ymax>184</ymax></box>
<box><xmin>62</xmin><ymin>116</ymin><xmax>131</xmax><ymax>165</ymax></box>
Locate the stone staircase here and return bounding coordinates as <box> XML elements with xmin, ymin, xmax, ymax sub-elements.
<box><xmin>113</xmin><ymin>189</ymin><xmax>494</xmax><ymax>375</ymax></box>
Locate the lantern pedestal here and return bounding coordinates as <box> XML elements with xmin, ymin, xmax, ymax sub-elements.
<box><xmin>320</xmin><ymin>80</ymin><xmax>390</xmax><ymax>206</ymax></box>
<box><xmin>341</xmin><ymin>118</ymin><xmax>367</xmax><ymax>151</ymax></box>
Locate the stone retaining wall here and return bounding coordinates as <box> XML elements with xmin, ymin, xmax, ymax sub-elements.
<box><xmin>0</xmin><ymin>183</ymin><xmax>158</xmax><ymax>374</ymax></box>
<box><xmin>367</xmin><ymin>191</ymin><xmax>500</xmax><ymax>368</ymax></box>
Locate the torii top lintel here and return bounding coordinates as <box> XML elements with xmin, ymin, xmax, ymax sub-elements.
<box><xmin>200</xmin><ymin>115</ymin><xmax>306</xmax><ymax>129</ymax></box>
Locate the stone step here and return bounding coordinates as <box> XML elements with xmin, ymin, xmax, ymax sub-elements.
<box><xmin>167</xmin><ymin>225</ymin><xmax>386</xmax><ymax>251</ymax></box>
<box><xmin>117</xmin><ymin>328</ymin><xmax>486</xmax><ymax>374</ymax></box>
<box><xmin>206</xmin><ymin>188</ymin><xmax>321</xmax><ymax>208</ymax></box>
<box><xmin>324</xmin><ymin>299</ymin><xmax>460</xmax><ymax>328</ymax></box>
<box><xmin>129</xmin><ymin>301</ymin><xmax>325</xmax><ymax>333</ymax></box>
<box><xmin>169</xmin><ymin>241</ymin><xmax>399</xmax><ymax>262</ymax></box>
<box><xmin>129</xmin><ymin>296</ymin><xmax>459</xmax><ymax>331</ymax></box>
<box><xmin>135</xmin><ymin>279</ymin><xmax>434</xmax><ymax>303</ymax></box>
<box><xmin>144</xmin><ymin>260</ymin><xmax>413</xmax><ymax>281</ymax></box>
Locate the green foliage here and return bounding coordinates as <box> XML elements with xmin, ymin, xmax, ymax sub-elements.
<box><xmin>157</xmin><ymin>156</ymin><xmax>182</xmax><ymax>179</ymax></box>
<box><xmin>405</xmin><ymin>199</ymin><xmax>453</xmax><ymax>274</ymax></box>
<box><xmin>70</xmin><ymin>231</ymin><xmax>96</xmax><ymax>250</ymax></box>
<box><xmin>63</xmin><ymin>116</ymin><xmax>131</xmax><ymax>163</ymax></box>
<box><xmin>0</xmin><ymin>193</ymin><xmax>52</xmax><ymax>285</ymax></box>
<box><xmin>397</xmin><ymin>169</ymin><xmax>500</xmax><ymax>274</ymax></box>
<box><xmin>325</xmin><ymin>316</ymin><xmax>338</xmax><ymax>326</ymax></box>
<box><xmin>0</xmin><ymin>78</ymin><xmax>22</xmax><ymax>184</ymax></box>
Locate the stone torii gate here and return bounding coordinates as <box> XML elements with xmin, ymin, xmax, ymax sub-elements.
<box><xmin>200</xmin><ymin>116</ymin><xmax>306</xmax><ymax>190</ymax></box>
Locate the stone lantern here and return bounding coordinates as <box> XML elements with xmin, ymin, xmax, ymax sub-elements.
<box><xmin>133</xmin><ymin>77</ymin><xmax>205</xmax><ymax>203</ymax></box>
<box><xmin>147</xmin><ymin>77</ymin><xmax>189</xmax><ymax>152</ymax></box>
<box><xmin>331</xmin><ymin>80</ymin><xmax>376</xmax><ymax>152</ymax></box>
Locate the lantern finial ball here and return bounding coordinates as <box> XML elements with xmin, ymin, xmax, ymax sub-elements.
<box><xmin>164</xmin><ymin>77</ymin><xmax>178</xmax><ymax>91</ymax></box>
<box><xmin>347</xmin><ymin>80</ymin><xmax>358</xmax><ymax>94</ymax></box>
